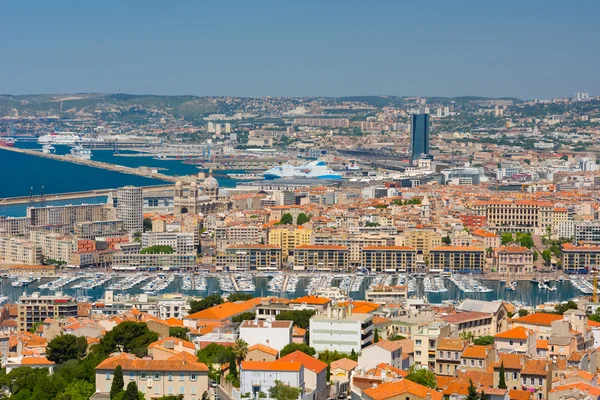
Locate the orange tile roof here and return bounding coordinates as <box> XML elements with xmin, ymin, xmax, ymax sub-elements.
<box><xmin>494</xmin><ymin>326</ymin><xmax>531</xmax><ymax>340</ymax></box>
<box><xmin>509</xmin><ymin>389</ymin><xmax>532</xmax><ymax>400</ymax></box>
<box><xmin>185</xmin><ymin>298</ymin><xmax>261</xmax><ymax>321</ymax></box>
<box><xmin>550</xmin><ymin>383</ymin><xmax>600</xmax><ymax>397</ymax></box>
<box><xmin>248</xmin><ymin>344</ymin><xmax>278</xmax><ymax>357</ymax></box>
<box><xmin>277</xmin><ymin>350</ymin><xmax>327</xmax><ymax>373</ymax></box>
<box><xmin>97</xmin><ymin>351</ymin><xmax>208</xmax><ymax>372</ymax></box>
<box><xmin>363</xmin><ymin>378</ymin><xmax>443</xmax><ymax>400</ymax></box>
<box><xmin>462</xmin><ymin>345</ymin><xmax>491</xmax><ymax>359</ymax></box>
<box><xmin>521</xmin><ymin>359</ymin><xmax>548</xmax><ymax>376</ymax></box>
<box><xmin>293</xmin><ymin>326</ymin><xmax>306</xmax><ymax>336</ymax></box>
<box><xmin>241</xmin><ymin>360</ymin><xmax>302</xmax><ymax>372</ymax></box>
<box><xmin>513</xmin><ymin>313</ymin><xmax>563</xmax><ymax>326</ymax></box>
<box><xmin>148</xmin><ymin>337</ymin><xmax>196</xmax><ymax>351</ymax></box>
<box><xmin>436</xmin><ymin>338</ymin><xmax>467</xmax><ymax>351</ymax></box>
<box><xmin>330</xmin><ymin>358</ymin><xmax>358</xmax><ymax>371</ymax></box>
<box><xmin>536</xmin><ymin>339</ymin><xmax>548</xmax><ymax>349</ymax></box>
<box><xmin>294</xmin><ymin>245</ymin><xmax>347</xmax><ymax>251</ymax></box>
<box><xmin>493</xmin><ymin>354</ymin><xmax>524</xmax><ymax>370</ymax></box>
<box><xmin>372</xmin><ymin>316</ymin><xmax>392</xmax><ymax>325</ymax></box>
<box><xmin>289</xmin><ymin>295</ymin><xmax>331</xmax><ymax>305</ymax></box>
<box><xmin>21</xmin><ymin>357</ymin><xmax>55</xmax><ymax>365</ymax></box>
<box><xmin>371</xmin><ymin>340</ymin><xmax>403</xmax><ymax>352</ymax></box>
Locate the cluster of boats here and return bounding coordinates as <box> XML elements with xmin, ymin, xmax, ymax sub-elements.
<box><xmin>141</xmin><ymin>274</ymin><xmax>174</xmax><ymax>295</ymax></box>
<box><xmin>286</xmin><ymin>276</ymin><xmax>299</xmax><ymax>293</ymax></box>
<box><xmin>11</xmin><ymin>276</ymin><xmax>37</xmax><ymax>288</ymax></box>
<box><xmin>182</xmin><ymin>275</ymin><xmax>207</xmax><ymax>291</ymax></box>
<box><xmin>267</xmin><ymin>274</ymin><xmax>285</xmax><ymax>292</ymax></box>
<box><xmin>39</xmin><ymin>275</ymin><xmax>82</xmax><ymax>290</ymax></box>
<box><xmin>569</xmin><ymin>276</ymin><xmax>594</xmax><ymax>294</ymax></box>
<box><xmin>71</xmin><ymin>274</ymin><xmax>113</xmax><ymax>290</ymax></box>
<box><xmin>398</xmin><ymin>275</ymin><xmax>417</xmax><ymax>293</ymax></box>
<box><xmin>368</xmin><ymin>274</ymin><xmax>395</xmax><ymax>291</ymax></box>
<box><xmin>423</xmin><ymin>276</ymin><xmax>448</xmax><ymax>293</ymax></box>
<box><xmin>108</xmin><ymin>274</ymin><xmax>149</xmax><ymax>291</ymax></box>
<box><xmin>449</xmin><ymin>275</ymin><xmax>493</xmax><ymax>293</ymax></box>
<box><xmin>234</xmin><ymin>274</ymin><xmax>256</xmax><ymax>292</ymax></box>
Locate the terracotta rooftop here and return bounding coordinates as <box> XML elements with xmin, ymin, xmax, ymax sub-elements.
<box><xmin>330</xmin><ymin>358</ymin><xmax>358</xmax><ymax>371</ymax></box>
<box><xmin>96</xmin><ymin>351</ymin><xmax>208</xmax><ymax>372</ymax></box>
<box><xmin>363</xmin><ymin>378</ymin><xmax>443</xmax><ymax>400</ymax></box>
<box><xmin>513</xmin><ymin>313</ymin><xmax>563</xmax><ymax>326</ymax></box>
<box><xmin>494</xmin><ymin>326</ymin><xmax>532</xmax><ymax>340</ymax></box>
<box><xmin>462</xmin><ymin>345</ymin><xmax>491</xmax><ymax>359</ymax></box>
<box><xmin>277</xmin><ymin>350</ymin><xmax>327</xmax><ymax>373</ymax></box>
<box><xmin>248</xmin><ymin>344</ymin><xmax>278</xmax><ymax>357</ymax></box>
<box><xmin>437</xmin><ymin>338</ymin><xmax>467</xmax><ymax>351</ymax></box>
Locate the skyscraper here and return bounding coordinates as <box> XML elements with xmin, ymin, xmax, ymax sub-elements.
<box><xmin>117</xmin><ymin>186</ymin><xmax>143</xmax><ymax>235</ymax></box>
<box><xmin>410</xmin><ymin>112</ymin><xmax>430</xmax><ymax>163</ymax></box>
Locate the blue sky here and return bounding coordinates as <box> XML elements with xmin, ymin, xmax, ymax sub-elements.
<box><xmin>2</xmin><ymin>1</ymin><xmax>598</xmax><ymax>99</ymax></box>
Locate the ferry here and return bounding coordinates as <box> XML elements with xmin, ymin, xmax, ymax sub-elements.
<box><xmin>263</xmin><ymin>160</ymin><xmax>343</xmax><ymax>180</ymax></box>
<box><xmin>0</xmin><ymin>138</ymin><xmax>15</xmax><ymax>147</ymax></box>
<box><xmin>38</xmin><ymin>132</ymin><xmax>81</xmax><ymax>144</ymax></box>
<box><xmin>70</xmin><ymin>145</ymin><xmax>92</xmax><ymax>160</ymax></box>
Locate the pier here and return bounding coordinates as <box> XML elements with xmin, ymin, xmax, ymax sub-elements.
<box><xmin>282</xmin><ymin>275</ymin><xmax>290</xmax><ymax>293</ymax></box>
<box><xmin>0</xmin><ymin>146</ymin><xmax>198</xmax><ymax>185</ymax></box>
<box><xmin>230</xmin><ymin>274</ymin><xmax>240</xmax><ymax>291</ymax></box>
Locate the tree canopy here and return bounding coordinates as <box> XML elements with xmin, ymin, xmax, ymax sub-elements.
<box><xmin>140</xmin><ymin>245</ymin><xmax>173</xmax><ymax>254</ymax></box>
<box><xmin>405</xmin><ymin>366</ymin><xmax>436</xmax><ymax>389</ymax></box>
<box><xmin>280</xmin><ymin>343</ymin><xmax>316</xmax><ymax>358</ymax></box>
<box><xmin>197</xmin><ymin>343</ymin><xmax>235</xmax><ymax>365</ymax></box>
<box><xmin>296</xmin><ymin>213</ymin><xmax>310</xmax><ymax>225</ymax></box>
<box><xmin>228</xmin><ymin>293</ymin><xmax>254</xmax><ymax>302</ymax></box>
<box><xmin>190</xmin><ymin>294</ymin><xmax>224</xmax><ymax>314</ymax></box>
<box><xmin>473</xmin><ymin>335</ymin><xmax>494</xmax><ymax>346</ymax></box>
<box><xmin>275</xmin><ymin>310</ymin><xmax>316</xmax><ymax>330</ymax></box>
<box><xmin>232</xmin><ymin>312</ymin><xmax>256</xmax><ymax>323</ymax></box>
<box><xmin>46</xmin><ymin>334</ymin><xmax>87</xmax><ymax>364</ymax></box>
<box><xmin>169</xmin><ymin>326</ymin><xmax>189</xmax><ymax>339</ymax></box>
<box><xmin>111</xmin><ymin>365</ymin><xmax>125</xmax><ymax>399</ymax></box>
<box><xmin>555</xmin><ymin>300</ymin><xmax>578</xmax><ymax>315</ymax></box>
<box><xmin>279</xmin><ymin>213</ymin><xmax>294</xmax><ymax>225</ymax></box>
<box><xmin>95</xmin><ymin>321</ymin><xmax>158</xmax><ymax>357</ymax></box>
<box><xmin>268</xmin><ymin>380</ymin><xmax>302</xmax><ymax>400</ymax></box>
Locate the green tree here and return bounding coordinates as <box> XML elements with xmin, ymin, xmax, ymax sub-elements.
<box><xmin>500</xmin><ymin>233</ymin><xmax>513</xmax><ymax>245</ymax></box>
<box><xmin>228</xmin><ymin>293</ymin><xmax>254</xmax><ymax>302</ymax></box>
<box><xmin>140</xmin><ymin>245</ymin><xmax>174</xmax><ymax>254</ymax></box>
<box><xmin>373</xmin><ymin>329</ymin><xmax>379</xmax><ymax>343</ymax></box>
<box><xmin>388</xmin><ymin>333</ymin><xmax>406</xmax><ymax>341</ymax></box>
<box><xmin>518</xmin><ymin>309</ymin><xmax>529</xmax><ymax>317</ymax></box>
<box><xmin>541</xmin><ymin>250</ymin><xmax>552</xmax><ymax>265</ymax></box>
<box><xmin>122</xmin><ymin>381</ymin><xmax>141</xmax><ymax>400</ymax></box>
<box><xmin>143</xmin><ymin>217</ymin><xmax>153</xmax><ymax>232</ymax></box>
<box><xmin>296</xmin><ymin>213</ymin><xmax>310</xmax><ymax>225</ymax></box>
<box><xmin>30</xmin><ymin>321</ymin><xmax>43</xmax><ymax>334</ymax></box>
<box><xmin>405</xmin><ymin>366</ymin><xmax>436</xmax><ymax>389</ymax></box>
<box><xmin>365</xmin><ymin>222</ymin><xmax>380</xmax><ymax>227</ymax></box>
<box><xmin>533</xmin><ymin>250</ymin><xmax>538</xmax><ymax>262</ymax></box>
<box><xmin>169</xmin><ymin>327</ymin><xmax>189</xmax><ymax>339</ymax></box>
<box><xmin>280</xmin><ymin>213</ymin><xmax>293</xmax><ymax>225</ymax></box>
<box><xmin>479</xmin><ymin>389</ymin><xmax>486</xmax><ymax>400</ymax></box>
<box><xmin>516</xmin><ymin>232</ymin><xmax>534</xmax><ymax>249</ymax></box>
<box><xmin>268</xmin><ymin>380</ymin><xmax>303</xmax><ymax>400</ymax></box>
<box><xmin>190</xmin><ymin>294</ymin><xmax>224</xmax><ymax>314</ymax></box>
<box><xmin>498</xmin><ymin>362</ymin><xmax>507</xmax><ymax>389</ymax></box>
<box><xmin>111</xmin><ymin>365</ymin><xmax>124</xmax><ymax>399</ymax></box>
<box><xmin>280</xmin><ymin>343</ymin><xmax>316</xmax><ymax>358</ymax></box>
<box><xmin>202</xmin><ymin>392</ymin><xmax>210</xmax><ymax>400</ymax></box>
<box><xmin>46</xmin><ymin>334</ymin><xmax>88</xmax><ymax>364</ymax></box>
<box><xmin>96</xmin><ymin>321</ymin><xmax>158</xmax><ymax>358</ymax></box>
<box><xmin>197</xmin><ymin>343</ymin><xmax>235</xmax><ymax>365</ymax></box>
<box><xmin>466</xmin><ymin>379</ymin><xmax>478</xmax><ymax>400</ymax></box>
<box><xmin>555</xmin><ymin>300</ymin><xmax>578</xmax><ymax>315</ymax></box>
<box><xmin>473</xmin><ymin>336</ymin><xmax>494</xmax><ymax>346</ymax></box>
<box><xmin>233</xmin><ymin>338</ymin><xmax>249</xmax><ymax>369</ymax></box>
<box><xmin>459</xmin><ymin>331</ymin><xmax>474</xmax><ymax>342</ymax></box>
<box><xmin>56</xmin><ymin>379</ymin><xmax>95</xmax><ymax>400</ymax></box>
<box><xmin>275</xmin><ymin>310</ymin><xmax>316</xmax><ymax>330</ymax></box>
<box><xmin>232</xmin><ymin>312</ymin><xmax>256</xmax><ymax>323</ymax></box>
<box><xmin>158</xmin><ymin>396</ymin><xmax>184</xmax><ymax>400</ymax></box>
<box><xmin>442</xmin><ymin>235</ymin><xmax>451</xmax><ymax>245</ymax></box>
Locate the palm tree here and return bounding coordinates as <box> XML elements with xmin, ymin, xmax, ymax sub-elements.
<box><xmin>233</xmin><ymin>338</ymin><xmax>248</xmax><ymax>368</ymax></box>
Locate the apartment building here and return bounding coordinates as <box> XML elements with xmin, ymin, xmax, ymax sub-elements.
<box><xmin>435</xmin><ymin>338</ymin><xmax>468</xmax><ymax>376</ymax></box>
<box><xmin>361</xmin><ymin>246</ymin><xmax>417</xmax><ymax>273</ymax></box>
<box><xmin>293</xmin><ymin>118</ymin><xmax>349</xmax><ymax>128</ymax></box>
<box><xmin>117</xmin><ymin>186</ymin><xmax>144</xmax><ymax>235</ymax></box>
<box><xmin>74</xmin><ymin>219</ymin><xmax>126</xmax><ymax>240</ymax></box>
<box><xmin>309</xmin><ymin>314</ymin><xmax>374</xmax><ymax>353</ymax></box>
<box><xmin>413</xmin><ymin>322</ymin><xmax>452</xmax><ymax>369</ymax></box>
<box><xmin>268</xmin><ymin>226</ymin><xmax>312</xmax><ymax>258</ymax></box>
<box><xmin>400</xmin><ymin>229</ymin><xmax>442</xmax><ymax>261</ymax></box>
<box><xmin>142</xmin><ymin>232</ymin><xmax>196</xmax><ymax>254</ymax></box>
<box><xmin>442</xmin><ymin>311</ymin><xmax>495</xmax><ymax>337</ymax></box>
<box><xmin>30</xmin><ymin>230</ymin><xmax>76</xmax><ymax>263</ymax></box>
<box><xmin>429</xmin><ymin>246</ymin><xmax>485</xmax><ymax>273</ymax></box>
<box><xmin>27</xmin><ymin>203</ymin><xmax>106</xmax><ymax>232</ymax></box>
<box><xmin>561</xmin><ymin>243</ymin><xmax>600</xmax><ymax>274</ymax></box>
<box><xmin>471</xmin><ymin>200</ymin><xmax>554</xmax><ymax>233</ymax></box>
<box><xmin>111</xmin><ymin>253</ymin><xmax>197</xmax><ymax>271</ymax></box>
<box><xmin>292</xmin><ymin>245</ymin><xmax>349</xmax><ymax>271</ymax></box>
<box><xmin>239</xmin><ymin>361</ymin><xmax>305</xmax><ymax>398</ymax></box>
<box><xmin>239</xmin><ymin>320</ymin><xmax>293</xmax><ymax>351</ymax></box>
<box><xmin>313</xmin><ymin>233</ymin><xmax>394</xmax><ymax>264</ymax></box>
<box><xmin>494</xmin><ymin>326</ymin><xmax>537</xmax><ymax>356</ymax></box>
<box><xmin>215</xmin><ymin>244</ymin><xmax>282</xmax><ymax>271</ymax></box>
<box><xmin>95</xmin><ymin>352</ymin><xmax>209</xmax><ymax>400</ymax></box>
<box><xmin>471</xmin><ymin>229</ymin><xmax>500</xmax><ymax>249</ymax></box>
<box><xmin>497</xmin><ymin>242</ymin><xmax>534</xmax><ymax>274</ymax></box>
<box><xmin>0</xmin><ymin>216</ymin><xmax>30</xmax><ymax>236</ymax></box>
<box><xmin>0</xmin><ymin>236</ymin><xmax>41</xmax><ymax>264</ymax></box>
<box><xmin>460</xmin><ymin>344</ymin><xmax>495</xmax><ymax>372</ymax></box>
<box><xmin>17</xmin><ymin>292</ymin><xmax>79</xmax><ymax>331</ymax></box>
<box><xmin>215</xmin><ymin>224</ymin><xmax>262</xmax><ymax>252</ymax></box>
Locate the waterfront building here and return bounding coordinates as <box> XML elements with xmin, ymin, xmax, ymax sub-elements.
<box><xmin>400</xmin><ymin>229</ymin><xmax>442</xmax><ymax>262</ymax></box>
<box><xmin>29</xmin><ymin>230</ymin><xmax>76</xmax><ymax>263</ymax></box>
<box><xmin>410</xmin><ymin>112</ymin><xmax>430</xmax><ymax>163</ymax></box>
<box><xmin>0</xmin><ymin>216</ymin><xmax>30</xmax><ymax>236</ymax></box>
<box><xmin>17</xmin><ymin>292</ymin><xmax>78</xmax><ymax>331</ymax></box>
<box><xmin>27</xmin><ymin>203</ymin><xmax>107</xmax><ymax>233</ymax></box>
<box><xmin>471</xmin><ymin>200</ymin><xmax>554</xmax><ymax>233</ymax></box>
<box><xmin>309</xmin><ymin>313</ymin><xmax>374</xmax><ymax>353</ymax></box>
<box><xmin>117</xmin><ymin>186</ymin><xmax>143</xmax><ymax>235</ymax></box>
<box><xmin>173</xmin><ymin>180</ymin><xmax>228</xmax><ymax>216</ymax></box>
<box><xmin>561</xmin><ymin>243</ymin><xmax>600</xmax><ymax>274</ymax></box>
<box><xmin>111</xmin><ymin>253</ymin><xmax>197</xmax><ymax>271</ymax></box>
<box><xmin>291</xmin><ymin>245</ymin><xmax>349</xmax><ymax>271</ymax></box>
<box><xmin>95</xmin><ymin>352</ymin><xmax>209</xmax><ymax>400</ymax></box>
<box><xmin>0</xmin><ymin>236</ymin><xmax>41</xmax><ymax>264</ymax></box>
<box><xmin>268</xmin><ymin>226</ymin><xmax>312</xmax><ymax>258</ymax></box>
<box><xmin>215</xmin><ymin>224</ymin><xmax>262</xmax><ymax>253</ymax></box>
<box><xmin>429</xmin><ymin>246</ymin><xmax>485</xmax><ymax>273</ymax></box>
<box><xmin>361</xmin><ymin>246</ymin><xmax>417</xmax><ymax>273</ymax></box>
<box><xmin>142</xmin><ymin>232</ymin><xmax>196</xmax><ymax>254</ymax></box>
<box><xmin>313</xmin><ymin>233</ymin><xmax>394</xmax><ymax>264</ymax></box>
<box><xmin>497</xmin><ymin>242</ymin><xmax>534</xmax><ymax>274</ymax></box>
<box><xmin>215</xmin><ymin>244</ymin><xmax>281</xmax><ymax>271</ymax></box>
<box><xmin>74</xmin><ymin>219</ymin><xmax>127</xmax><ymax>240</ymax></box>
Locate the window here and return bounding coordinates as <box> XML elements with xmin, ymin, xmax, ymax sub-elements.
<box><xmin>522</xmin><ymin>377</ymin><xmax>526</xmax><ymax>385</ymax></box>
<box><xmin>154</xmin><ymin>386</ymin><xmax>159</xmax><ymax>394</ymax></box>
<box><xmin>180</xmin><ymin>387</ymin><xmax>185</xmax><ymax>394</ymax></box>
<box><xmin>416</xmin><ymin>340</ymin><xmax>422</xmax><ymax>345</ymax></box>
<box><xmin>168</xmin><ymin>387</ymin><xmax>173</xmax><ymax>395</ymax></box>
<box><xmin>168</xmin><ymin>373</ymin><xmax>173</xmax><ymax>381</ymax></box>
<box><xmin>447</xmin><ymin>351</ymin><xmax>451</xmax><ymax>359</ymax></box>
<box><xmin>513</xmin><ymin>372</ymin><xmax>518</xmax><ymax>380</ymax></box>
<box><xmin>154</xmin><ymin>373</ymin><xmax>160</xmax><ymax>380</ymax></box>
<box><xmin>192</xmin><ymin>387</ymin><xmax>197</xmax><ymax>395</ymax></box>
<box><xmin>191</xmin><ymin>373</ymin><xmax>197</xmax><ymax>381</ymax></box>
<box><xmin>106</xmin><ymin>373</ymin><xmax>111</xmax><ymax>380</ymax></box>
<box><xmin>478</xmin><ymin>360</ymin><xmax>483</xmax><ymax>367</ymax></box>
<box><xmin>415</xmin><ymin>351</ymin><xmax>422</xmax><ymax>356</ymax></box>
<box><xmin>538</xmin><ymin>378</ymin><xmax>543</xmax><ymax>386</ymax></box>
<box><xmin>462</xmin><ymin>359</ymin><xmax>467</xmax><ymax>365</ymax></box>
<box><xmin>180</xmin><ymin>373</ymin><xmax>184</xmax><ymax>381</ymax></box>
<box><xmin>140</xmin><ymin>372</ymin><xmax>147</xmax><ymax>380</ymax></box>
<box><xmin>530</xmin><ymin>378</ymin><xmax>535</xmax><ymax>385</ymax></box>
<box><xmin>470</xmin><ymin>360</ymin><xmax>474</xmax><ymax>367</ymax></box>
<box><xmin>129</xmin><ymin>372</ymin><xmax>134</xmax><ymax>380</ymax></box>
<box><xmin>509</xmin><ymin>340</ymin><xmax>513</xmax><ymax>345</ymax></box>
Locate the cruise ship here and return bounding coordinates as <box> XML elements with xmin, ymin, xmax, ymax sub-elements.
<box><xmin>38</xmin><ymin>132</ymin><xmax>80</xmax><ymax>144</ymax></box>
<box><xmin>263</xmin><ymin>160</ymin><xmax>343</xmax><ymax>180</ymax></box>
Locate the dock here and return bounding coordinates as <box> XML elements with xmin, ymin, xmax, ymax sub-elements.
<box><xmin>282</xmin><ymin>275</ymin><xmax>290</xmax><ymax>293</ymax></box>
<box><xmin>0</xmin><ymin>146</ymin><xmax>197</xmax><ymax>185</ymax></box>
<box><xmin>230</xmin><ymin>274</ymin><xmax>240</xmax><ymax>291</ymax></box>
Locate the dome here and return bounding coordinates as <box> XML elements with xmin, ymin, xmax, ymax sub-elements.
<box><xmin>202</xmin><ymin>176</ymin><xmax>219</xmax><ymax>189</ymax></box>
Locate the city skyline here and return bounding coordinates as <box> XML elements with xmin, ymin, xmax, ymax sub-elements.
<box><xmin>2</xmin><ymin>1</ymin><xmax>599</xmax><ymax>99</ymax></box>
